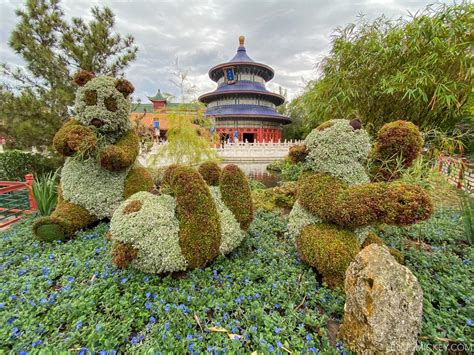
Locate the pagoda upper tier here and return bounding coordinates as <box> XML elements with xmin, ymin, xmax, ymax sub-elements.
<box><xmin>198</xmin><ymin>36</ymin><xmax>290</xmax><ymax>124</ymax></box>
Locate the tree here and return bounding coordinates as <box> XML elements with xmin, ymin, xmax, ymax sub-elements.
<box><xmin>300</xmin><ymin>2</ymin><xmax>472</xmax><ymax>134</ymax></box>
<box><xmin>0</xmin><ymin>0</ymin><xmax>138</xmax><ymax>149</ymax></box>
<box><xmin>151</xmin><ymin>106</ymin><xmax>217</xmax><ymax>165</ymax></box>
<box><xmin>168</xmin><ymin>57</ymin><xmax>197</xmax><ymax>103</ymax></box>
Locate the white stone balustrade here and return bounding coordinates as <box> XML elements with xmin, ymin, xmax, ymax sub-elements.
<box><xmin>139</xmin><ymin>140</ymin><xmax>303</xmax><ymax>167</ymax></box>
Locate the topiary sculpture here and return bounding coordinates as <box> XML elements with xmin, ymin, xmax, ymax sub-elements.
<box><xmin>108</xmin><ymin>164</ymin><xmax>252</xmax><ymax>274</ymax></box>
<box><xmin>33</xmin><ymin>70</ymin><xmax>153</xmax><ymax>241</ymax></box>
<box><xmin>288</xmin><ymin>119</ymin><xmax>432</xmax><ymax>288</ymax></box>
<box><xmin>198</xmin><ymin>161</ymin><xmax>222</xmax><ymax>186</ymax></box>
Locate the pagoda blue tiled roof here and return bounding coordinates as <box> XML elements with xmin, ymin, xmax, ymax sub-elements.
<box><xmin>198</xmin><ymin>81</ymin><xmax>285</xmax><ymax>106</ymax></box>
<box><xmin>205</xmin><ymin>104</ymin><xmax>290</xmax><ymax>123</ymax></box>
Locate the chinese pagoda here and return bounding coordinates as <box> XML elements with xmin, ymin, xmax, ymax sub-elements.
<box><xmin>199</xmin><ymin>36</ymin><xmax>290</xmax><ymax>143</ymax></box>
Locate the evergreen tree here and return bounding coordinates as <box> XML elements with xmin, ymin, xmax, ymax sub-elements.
<box><xmin>0</xmin><ymin>0</ymin><xmax>138</xmax><ymax>149</ymax></box>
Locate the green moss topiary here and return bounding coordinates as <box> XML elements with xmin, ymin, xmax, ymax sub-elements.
<box><xmin>171</xmin><ymin>166</ymin><xmax>221</xmax><ymax>268</ymax></box>
<box><xmin>160</xmin><ymin>164</ymin><xmax>182</xmax><ymax>189</ymax></box>
<box><xmin>198</xmin><ymin>161</ymin><xmax>222</xmax><ymax>186</ymax></box>
<box><xmin>296</xmin><ymin>224</ymin><xmax>360</xmax><ymax>288</ymax></box>
<box><xmin>32</xmin><ymin>73</ymin><xmax>153</xmax><ymax>241</ymax></box>
<box><xmin>370</xmin><ymin>120</ymin><xmax>424</xmax><ymax>181</ymax></box>
<box><xmin>297</xmin><ymin>172</ymin><xmax>433</xmax><ymax>230</ymax></box>
<box><xmin>288</xmin><ymin>144</ymin><xmax>308</xmax><ymax>163</ymax></box>
<box><xmin>124</xmin><ymin>167</ymin><xmax>154</xmax><ymax>198</ymax></box>
<box><xmin>220</xmin><ymin>164</ymin><xmax>254</xmax><ymax>230</ymax></box>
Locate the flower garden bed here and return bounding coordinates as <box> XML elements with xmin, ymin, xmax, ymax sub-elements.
<box><xmin>1</xmin><ymin>207</ymin><xmax>472</xmax><ymax>353</ymax></box>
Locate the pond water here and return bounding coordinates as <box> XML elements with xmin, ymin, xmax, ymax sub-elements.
<box><xmin>223</xmin><ymin>163</ymin><xmax>281</xmax><ymax>187</ymax></box>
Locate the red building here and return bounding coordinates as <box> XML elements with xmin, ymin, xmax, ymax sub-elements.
<box><xmin>199</xmin><ymin>36</ymin><xmax>290</xmax><ymax>143</ymax></box>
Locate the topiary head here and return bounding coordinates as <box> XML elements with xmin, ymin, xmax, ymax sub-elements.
<box><xmin>370</xmin><ymin>120</ymin><xmax>424</xmax><ymax>181</ymax></box>
<box><xmin>73</xmin><ymin>70</ymin><xmax>134</xmax><ymax>136</ymax></box>
<box><xmin>198</xmin><ymin>161</ymin><xmax>222</xmax><ymax>186</ymax></box>
<box><xmin>304</xmin><ymin>119</ymin><xmax>371</xmax><ymax>185</ymax></box>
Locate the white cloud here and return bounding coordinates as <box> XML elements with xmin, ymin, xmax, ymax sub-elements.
<box><xmin>0</xmin><ymin>0</ymin><xmax>452</xmax><ymax>102</ymax></box>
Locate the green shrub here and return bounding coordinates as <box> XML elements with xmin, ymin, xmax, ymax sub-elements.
<box><xmin>0</xmin><ymin>150</ymin><xmax>63</xmax><ymax>181</ymax></box>
<box><xmin>220</xmin><ymin>164</ymin><xmax>254</xmax><ymax>230</ymax></box>
<box><xmin>281</xmin><ymin>162</ymin><xmax>303</xmax><ymax>181</ymax></box>
<box><xmin>198</xmin><ymin>161</ymin><xmax>221</xmax><ymax>186</ymax></box>
<box><xmin>32</xmin><ymin>171</ymin><xmax>59</xmax><ymax>216</ymax></box>
<box><xmin>252</xmin><ymin>182</ymin><xmax>297</xmax><ymax>213</ymax></box>
<box><xmin>296</xmin><ymin>224</ymin><xmax>360</xmax><ymax>288</ymax></box>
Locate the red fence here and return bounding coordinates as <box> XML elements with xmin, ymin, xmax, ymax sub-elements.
<box><xmin>0</xmin><ymin>174</ymin><xmax>37</xmax><ymax>228</ymax></box>
<box><xmin>437</xmin><ymin>155</ymin><xmax>473</xmax><ymax>194</ymax></box>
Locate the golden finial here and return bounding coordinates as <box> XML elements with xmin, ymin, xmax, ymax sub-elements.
<box><xmin>239</xmin><ymin>35</ymin><xmax>245</xmax><ymax>46</ymax></box>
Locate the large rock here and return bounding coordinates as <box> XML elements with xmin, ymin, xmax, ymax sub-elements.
<box><xmin>339</xmin><ymin>244</ymin><xmax>423</xmax><ymax>354</ymax></box>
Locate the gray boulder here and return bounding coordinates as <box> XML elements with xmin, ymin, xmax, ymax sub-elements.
<box><xmin>339</xmin><ymin>244</ymin><xmax>423</xmax><ymax>354</ymax></box>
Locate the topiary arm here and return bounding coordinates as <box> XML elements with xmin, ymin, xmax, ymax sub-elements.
<box><xmin>297</xmin><ymin>172</ymin><xmax>433</xmax><ymax>229</ymax></box>
<box><xmin>97</xmin><ymin>129</ymin><xmax>140</xmax><ymax>171</ymax></box>
<box><xmin>53</xmin><ymin>119</ymin><xmax>97</xmax><ymax>157</ymax></box>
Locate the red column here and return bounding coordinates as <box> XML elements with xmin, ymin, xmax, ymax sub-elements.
<box><xmin>25</xmin><ymin>174</ymin><xmax>37</xmax><ymax>211</ymax></box>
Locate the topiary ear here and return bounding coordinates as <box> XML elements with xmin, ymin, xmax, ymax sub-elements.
<box><xmin>115</xmin><ymin>79</ymin><xmax>135</xmax><ymax>97</ymax></box>
<box><xmin>73</xmin><ymin>70</ymin><xmax>95</xmax><ymax>86</ymax></box>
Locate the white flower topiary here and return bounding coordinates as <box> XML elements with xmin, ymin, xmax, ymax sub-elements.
<box><xmin>61</xmin><ymin>157</ymin><xmax>131</xmax><ymax>219</ymax></box>
<box><xmin>74</xmin><ymin>76</ymin><xmax>132</xmax><ymax>143</ymax></box>
<box><xmin>304</xmin><ymin>119</ymin><xmax>371</xmax><ymax>185</ymax></box>
<box><xmin>110</xmin><ymin>192</ymin><xmax>188</xmax><ymax>274</ymax></box>
<box><xmin>287</xmin><ymin>201</ymin><xmax>322</xmax><ymax>242</ymax></box>
<box><xmin>209</xmin><ymin>186</ymin><xmax>245</xmax><ymax>255</ymax></box>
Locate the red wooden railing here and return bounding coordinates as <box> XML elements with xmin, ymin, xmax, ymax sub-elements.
<box><xmin>0</xmin><ymin>174</ymin><xmax>37</xmax><ymax>228</ymax></box>
<box><xmin>437</xmin><ymin>154</ymin><xmax>473</xmax><ymax>193</ymax></box>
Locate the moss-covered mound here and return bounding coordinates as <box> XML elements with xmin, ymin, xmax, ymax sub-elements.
<box><xmin>220</xmin><ymin>164</ymin><xmax>254</xmax><ymax>230</ymax></box>
<box><xmin>198</xmin><ymin>161</ymin><xmax>222</xmax><ymax>186</ymax></box>
<box><xmin>171</xmin><ymin>166</ymin><xmax>221</xmax><ymax>268</ymax></box>
<box><xmin>296</xmin><ymin>224</ymin><xmax>360</xmax><ymax>288</ymax></box>
<box><xmin>370</xmin><ymin>120</ymin><xmax>423</xmax><ymax>181</ymax></box>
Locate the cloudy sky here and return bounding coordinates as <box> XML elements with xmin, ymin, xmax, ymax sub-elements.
<box><xmin>0</xmin><ymin>0</ymin><xmax>449</xmax><ymax>102</ymax></box>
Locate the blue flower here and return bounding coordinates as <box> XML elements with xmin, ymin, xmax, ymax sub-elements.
<box><xmin>146</xmin><ymin>292</ymin><xmax>151</xmax><ymax>298</ymax></box>
<box><xmin>164</xmin><ymin>305</ymin><xmax>170</xmax><ymax>312</ymax></box>
<box><xmin>49</xmin><ymin>253</ymin><xmax>55</xmax><ymax>260</ymax></box>
<box><xmin>207</xmin><ymin>346</ymin><xmax>213</xmax><ymax>352</ymax></box>
<box><xmin>274</xmin><ymin>304</ymin><xmax>281</xmax><ymax>309</ymax></box>
<box><xmin>0</xmin><ymin>303</ymin><xmax>4</xmax><ymax>309</ymax></box>
<box><xmin>7</xmin><ymin>316</ymin><xmax>17</xmax><ymax>324</ymax></box>
<box><xmin>149</xmin><ymin>316</ymin><xmax>156</xmax><ymax>324</ymax></box>
<box><xmin>306</xmin><ymin>334</ymin><xmax>311</xmax><ymax>341</ymax></box>
<box><xmin>121</xmin><ymin>277</ymin><xmax>127</xmax><ymax>284</ymax></box>
<box><xmin>18</xmin><ymin>269</ymin><xmax>28</xmax><ymax>276</ymax></box>
<box><xmin>274</xmin><ymin>327</ymin><xmax>281</xmax><ymax>334</ymax></box>
<box><xmin>78</xmin><ymin>347</ymin><xmax>87</xmax><ymax>355</ymax></box>
<box><xmin>95</xmin><ymin>248</ymin><xmax>101</xmax><ymax>254</ymax></box>
<box><xmin>310</xmin><ymin>347</ymin><xmax>317</xmax><ymax>353</ymax></box>
<box><xmin>12</xmin><ymin>327</ymin><xmax>20</xmax><ymax>336</ymax></box>
<box><xmin>186</xmin><ymin>334</ymin><xmax>193</xmax><ymax>340</ymax></box>
<box><xmin>467</xmin><ymin>319</ymin><xmax>473</xmax><ymax>327</ymax></box>
<box><xmin>276</xmin><ymin>341</ymin><xmax>282</xmax><ymax>348</ymax></box>
<box><xmin>250</xmin><ymin>326</ymin><xmax>257</xmax><ymax>332</ymax></box>
<box><xmin>164</xmin><ymin>322</ymin><xmax>169</xmax><ymax>331</ymax></box>
<box><xmin>100</xmin><ymin>351</ymin><xmax>107</xmax><ymax>355</ymax></box>
<box><xmin>131</xmin><ymin>337</ymin><xmax>137</xmax><ymax>345</ymax></box>
<box><xmin>269</xmin><ymin>345</ymin><xmax>274</xmax><ymax>352</ymax></box>
<box><xmin>32</xmin><ymin>340</ymin><xmax>42</xmax><ymax>347</ymax></box>
<box><xmin>96</xmin><ymin>324</ymin><xmax>103</xmax><ymax>331</ymax></box>
<box><xmin>10</xmin><ymin>295</ymin><xmax>17</xmax><ymax>301</ymax></box>
<box><xmin>145</xmin><ymin>301</ymin><xmax>152</xmax><ymax>309</ymax></box>
<box><xmin>144</xmin><ymin>276</ymin><xmax>149</xmax><ymax>282</ymax></box>
<box><xmin>76</xmin><ymin>321</ymin><xmax>83</xmax><ymax>330</ymax></box>
<box><xmin>67</xmin><ymin>276</ymin><xmax>75</xmax><ymax>282</ymax></box>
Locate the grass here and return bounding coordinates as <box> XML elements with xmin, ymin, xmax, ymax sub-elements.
<box><xmin>0</xmin><ymin>211</ymin><xmax>344</xmax><ymax>353</ymax></box>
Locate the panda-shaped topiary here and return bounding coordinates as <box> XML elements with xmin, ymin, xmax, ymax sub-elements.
<box><xmin>288</xmin><ymin>119</ymin><xmax>433</xmax><ymax>288</ymax></box>
<box><xmin>33</xmin><ymin>70</ymin><xmax>154</xmax><ymax>242</ymax></box>
<box><xmin>109</xmin><ymin>163</ymin><xmax>254</xmax><ymax>274</ymax></box>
